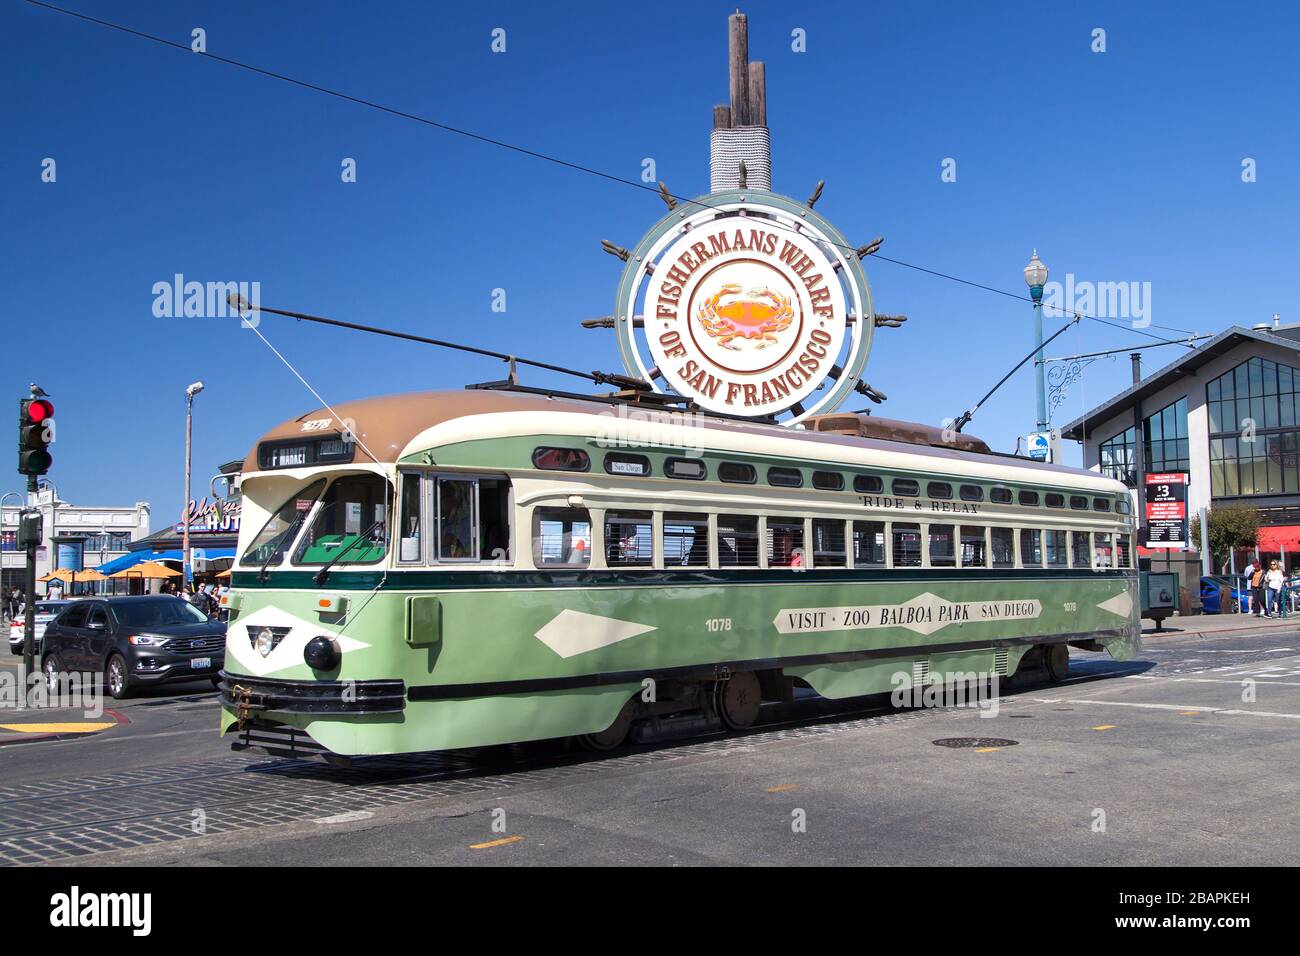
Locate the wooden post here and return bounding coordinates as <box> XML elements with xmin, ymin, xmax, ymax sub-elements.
<box><xmin>728</xmin><ymin>12</ymin><xmax>749</xmax><ymax>126</ymax></box>
<box><xmin>748</xmin><ymin>60</ymin><xmax>766</xmax><ymax>126</ymax></box>
<box><xmin>713</xmin><ymin>104</ymin><xmax>732</xmax><ymax>129</ymax></box>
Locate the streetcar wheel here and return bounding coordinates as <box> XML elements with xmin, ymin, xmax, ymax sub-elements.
<box><xmin>715</xmin><ymin>671</ymin><xmax>762</xmax><ymax>730</ymax></box>
<box><xmin>576</xmin><ymin>698</ymin><xmax>635</xmax><ymax>751</ymax></box>
<box><xmin>106</xmin><ymin>654</ymin><xmax>133</xmax><ymax>700</ymax></box>
<box><xmin>1044</xmin><ymin>644</ymin><xmax>1070</xmax><ymax>682</ymax></box>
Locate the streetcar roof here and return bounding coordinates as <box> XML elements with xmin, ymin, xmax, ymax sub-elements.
<box><xmin>244</xmin><ymin>389</ymin><xmax>1124</xmax><ymax>491</ymax></box>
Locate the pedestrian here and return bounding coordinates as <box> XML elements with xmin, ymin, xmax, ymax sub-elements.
<box><xmin>1250</xmin><ymin>563</ymin><xmax>1267</xmax><ymax>616</ymax></box>
<box><xmin>1280</xmin><ymin>566</ymin><xmax>1292</xmax><ymax>619</ymax></box>
<box><xmin>1266</xmin><ymin>560</ymin><xmax>1284</xmax><ymax>618</ymax></box>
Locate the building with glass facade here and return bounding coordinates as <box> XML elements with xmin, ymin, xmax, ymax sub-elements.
<box><xmin>1063</xmin><ymin>323</ymin><xmax>1300</xmax><ymax>568</ymax></box>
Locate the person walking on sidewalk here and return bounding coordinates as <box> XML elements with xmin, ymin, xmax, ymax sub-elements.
<box><xmin>1266</xmin><ymin>561</ymin><xmax>1285</xmax><ymax>618</ymax></box>
<box><xmin>1250</xmin><ymin>563</ymin><xmax>1267</xmax><ymax>616</ymax></box>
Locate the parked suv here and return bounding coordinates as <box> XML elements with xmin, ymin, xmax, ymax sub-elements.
<box><xmin>41</xmin><ymin>596</ymin><xmax>226</xmax><ymax>699</ymax></box>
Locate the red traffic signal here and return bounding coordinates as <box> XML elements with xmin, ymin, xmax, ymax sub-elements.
<box><xmin>18</xmin><ymin>397</ymin><xmax>55</xmax><ymax>477</ymax></box>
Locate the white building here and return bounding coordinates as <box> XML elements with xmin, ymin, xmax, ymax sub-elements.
<box><xmin>0</xmin><ymin>488</ymin><xmax>150</xmax><ymax>596</ymax></box>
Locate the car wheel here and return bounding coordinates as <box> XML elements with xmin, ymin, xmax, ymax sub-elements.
<box><xmin>106</xmin><ymin>654</ymin><xmax>133</xmax><ymax>700</ymax></box>
<box><xmin>42</xmin><ymin>653</ymin><xmax>63</xmax><ymax>692</ymax></box>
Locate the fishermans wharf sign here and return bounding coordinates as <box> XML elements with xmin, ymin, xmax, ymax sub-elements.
<box><xmin>614</xmin><ymin>194</ymin><xmax>875</xmax><ymax>424</ymax></box>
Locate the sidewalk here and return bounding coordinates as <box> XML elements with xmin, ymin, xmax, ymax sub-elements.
<box><xmin>1143</xmin><ymin>611</ymin><xmax>1300</xmax><ymax>640</ymax></box>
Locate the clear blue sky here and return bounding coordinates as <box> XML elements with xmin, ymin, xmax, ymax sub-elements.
<box><xmin>3</xmin><ymin>0</ymin><xmax>1297</xmax><ymax>525</ymax></box>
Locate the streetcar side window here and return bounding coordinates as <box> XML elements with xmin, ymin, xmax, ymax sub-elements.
<box><xmin>768</xmin><ymin>467</ymin><xmax>803</xmax><ymax>488</ymax></box>
<box><xmin>1115</xmin><ymin>534</ymin><xmax>1132</xmax><ymax>568</ymax></box>
<box><xmin>959</xmin><ymin>484</ymin><xmax>984</xmax><ymax>502</ymax></box>
<box><xmin>961</xmin><ymin>526</ymin><xmax>987</xmax><ymax>567</ymax></box>
<box><xmin>1094</xmin><ymin>532</ymin><xmax>1113</xmax><ymax>568</ymax></box>
<box><xmin>1045</xmin><ymin>529</ymin><xmax>1068</xmax><ymax>567</ymax></box>
<box><xmin>893</xmin><ymin>479</ymin><xmax>920</xmax><ymax>497</ymax></box>
<box><xmin>991</xmin><ymin>527</ymin><xmax>1014</xmax><ymax>568</ymax></box>
<box><xmin>1071</xmin><ymin>531</ymin><xmax>1091</xmax><ymax>568</ymax></box>
<box><xmin>398</xmin><ymin>472</ymin><xmax>423</xmax><ymax>562</ymax></box>
<box><xmin>812</xmin><ymin>518</ymin><xmax>846</xmax><ymax>567</ymax></box>
<box><xmin>854</xmin><ymin>475</ymin><xmax>883</xmax><ymax>494</ymax></box>
<box><xmin>928</xmin><ymin>524</ymin><xmax>956</xmax><ymax>567</ymax></box>
<box><xmin>928</xmin><ymin>482</ymin><xmax>953</xmax><ymax>500</ymax></box>
<box><xmin>436</xmin><ymin>478</ymin><xmax>476</xmax><ymax>560</ymax></box>
<box><xmin>478</xmin><ymin>478</ymin><xmax>512</xmax><ymax>563</ymax></box>
<box><xmin>718</xmin><ymin>462</ymin><xmax>757</xmax><ymax>484</ymax></box>
<box><xmin>717</xmin><ymin>514</ymin><xmax>759</xmax><ymax>567</ymax></box>
<box><xmin>892</xmin><ymin>523</ymin><xmax>922</xmax><ymax>567</ymax></box>
<box><xmin>1046</xmin><ymin>493</ymin><xmax>1065</xmax><ymax>509</ymax></box>
<box><xmin>532</xmin><ymin>507</ymin><xmax>591</xmax><ymax>567</ymax></box>
<box><xmin>1070</xmin><ymin>495</ymin><xmax>1089</xmax><ymax>510</ymax></box>
<box><xmin>812</xmin><ymin>470</ymin><xmax>845</xmax><ymax>492</ymax></box>
<box><xmin>990</xmin><ymin>487</ymin><xmax>1012</xmax><ymax>504</ymax></box>
<box><xmin>1020</xmin><ymin>529</ymin><xmax>1043</xmax><ymax>567</ymax></box>
<box><xmin>1019</xmin><ymin>490</ymin><xmax>1040</xmax><ymax>507</ymax></box>
<box><xmin>664</xmin><ymin>513</ymin><xmax>708</xmax><ymax>567</ymax></box>
<box><xmin>767</xmin><ymin>517</ymin><xmax>805</xmax><ymax>568</ymax></box>
<box><xmin>853</xmin><ymin>520</ymin><xmax>886</xmax><ymax>567</ymax></box>
<box><xmin>605</xmin><ymin>511</ymin><xmax>653</xmax><ymax>567</ymax></box>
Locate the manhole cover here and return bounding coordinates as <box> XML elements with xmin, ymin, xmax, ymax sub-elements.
<box><xmin>932</xmin><ymin>737</ymin><xmax>1019</xmax><ymax>749</ymax></box>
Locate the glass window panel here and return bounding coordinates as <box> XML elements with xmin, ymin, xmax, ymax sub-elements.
<box><xmin>1264</xmin><ymin>360</ymin><xmax>1278</xmax><ymax>395</ymax></box>
<box><xmin>812</xmin><ymin>519</ymin><xmax>846</xmax><ymax>567</ymax></box>
<box><xmin>663</xmin><ymin>513</ymin><xmax>708</xmax><ymax>567</ymax></box>
<box><xmin>767</xmin><ymin>518</ymin><xmax>805</xmax><ymax>568</ymax></box>
<box><xmin>852</xmin><ymin>521</ymin><xmax>886</xmax><ymax>567</ymax></box>
<box><xmin>1283</xmin><ymin>396</ymin><xmax>1296</xmax><ymax>428</ymax></box>
<box><xmin>1210</xmin><ymin>461</ymin><xmax>1224</xmax><ymax>497</ymax></box>
<box><xmin>1282</xmin><ymin>365</ymin><xmax>1294</xmax><ymax>394</ymax></box>
<box><xmin>1219</xmin><ymin>369</ymin><xmax>1235</xmax><ymax>400</ymax></box>
<box><xmin>1249</xmin><ymin>359</ymin><xmax>1264</xmax><ymax>395</ymax></box>
<box><xmin>1146</xmin><ymin>411</ymin><xmax>1163</xmax><ymax>442</ymax></box>
<box><xmin>928</xmin><ymin>524</ymin><xmax>955</xmax><ymax>567</ymax></box>
<box><xmin>294</xmin><ymin>475</ymin><xmax>391</xmax><ymax>565</ymax></box>
<box><xmin>1208</xmin><ymin>377</ymin><xmax>1220</xmax><ymax>402</ymax></box>
<box><xmin>991</xmin><ymin>528</ymin><xmax>1014</xmax><ymax>568</ymax></box>
<box><xmin>1020</xmin><ymin>529</ymin><xmax>1043</xmax><ymax>567</ymax></box>
<box><xmin>1208</xmin><ymin>401</ymin><xmax>1222</xmax><ymax>434</ymax></box>
<box><xmin>892</xmin><ymin>523</ymin><xmax>922</xmax><ymax>567</ymax></box>
<box><xmin>1268</xmin><ymin>457</ymin><xmax>1283</xmax><ymax>494</ymax></box>
<box><xmin>437</xmin><ymin>479</ymin><xmax>475</xmax><ymax>560</ymax></box>
<box><xmin>1071</xmin><ymin>531</ymin><xmax>1091</xmax><ymax>568</ymax></box>
<box><xmin>1265</xmin><ymin>398</ymin><xmax>1280</xmax><ymax>429</ymax></box>
<box><xmin>1094</xmin><ymin>532</ymin><xmax>1113</xmax><ymax>568</ymax></box>
<box><xmin>533</xmin><ymin>507</ymin><xmax>591</xmax><ymax>567</ymax></box>
<box><xmin>1115</xmin><ymin>534</ymin><xmax>1132</xmax><ymax>568</ymax></box>
<box><xmin>1251</xmin><ymin>397</ymin><xmax>1265</xmax><ymax>429</ymax></box>
<box><xmin>1234</xmin><ymin>364</ymin><xmax>1248</xmax><ymax>398</ymax></box>
<box><xmin>1045</xmin><ymin>529</ymin><xmax>1068</xmax><ymax>567</ymax></box>
<box><xmin>960</xmin><ymin>526</ymin><xmax>987</xmax><ymax>568</ymax></box>
<box><xmin>605</xmin><ymin>511</ymin><xmax>653</xmax><ymax>566</ymax></box>
<box><xmin>398</xmin><ymin>472</ymin><xmax>423</xmax><ymax>562</ymax></box>
<box><xmin>718</xmin><ymin>515</ymin><xmax>759</xmax><ymax>566</ymax></box>
<box><xmin>239</xmin><ymin>479</ymin><xmax>326</xmax><ymax>567</ymax></box>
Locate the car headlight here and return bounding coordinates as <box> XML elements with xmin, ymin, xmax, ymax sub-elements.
<box><xmin>128</xmin><ymin>635</ymin><xmax>166</xmax><ymax>646</ymax></box>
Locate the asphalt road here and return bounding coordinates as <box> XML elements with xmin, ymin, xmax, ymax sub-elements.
<box><xmin>0</xmin><ymin>626</ymin><xmax>1296</xmax><ymax>866</ymax></box>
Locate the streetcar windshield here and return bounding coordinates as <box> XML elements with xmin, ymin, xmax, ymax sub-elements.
<box><xmin>293</xmin><ymin>474</ymin><xmax>392</xmax><ymax>565</ymax></box>
<box><xmin>240</xmin><ymin>479</ymin><xmax>326</xmax><ymax>567</ymax></box>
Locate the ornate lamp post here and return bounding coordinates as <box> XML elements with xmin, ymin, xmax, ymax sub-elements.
<box><xmin>1024</xmin><ymin>250</ymin><xmax>1049</xmax><ymax>433</ymax></box>
<box><xmin>183</xmin><ymin>381</ymin><xmax>204</xmax><ymax>592</ymax></box>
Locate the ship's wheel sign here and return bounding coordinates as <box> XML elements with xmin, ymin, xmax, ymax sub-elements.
<box><xmin>614</xmin><ymin>191</ymin><xmax>873</xmax><ymax>423</ymax></box>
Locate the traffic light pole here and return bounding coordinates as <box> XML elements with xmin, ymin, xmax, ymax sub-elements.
<box><xmin>22</xmin><ymin>475</ymin><xmax>37</xmax><ymax>692</ymax></box>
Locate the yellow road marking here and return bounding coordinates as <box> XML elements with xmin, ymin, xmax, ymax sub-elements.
<box><xmin>0</xmin><ymin>722</ymin><xmax>117</xmax><ymax>734</ymax></box>
<box><xmin>469</xmin><ymin>835</ymin><xmax>523</xmax><ymax>850</ymax></box>
<box><xmin>765</xmin><ymin>784</ymin><xmax>799</xmax><ymax>793</ymax></box>
<box><xmin>1091</xmin><ymin>724</ymin><xmax>1117</xmax><ymax>731</ymax></box>
<box><xmin>1180</xmin><ymin>710</ymin><xmax>1202</xmax><ymax>716</ymax></box>
<box><xmin>973</xmin><ymin>747</ymin><xmax>1001</xmax><ymax>752</ymax></box>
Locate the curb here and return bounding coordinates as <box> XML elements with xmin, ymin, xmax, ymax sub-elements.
<box><xmin>1142</xmin><ymin>618</ymin><xmax>1298</xmax><ymax>641</ymax></box>
<box><xmin>0</xmin><ymin>707</ymin><xmax>129</xmax><ymax>747</ymax></box>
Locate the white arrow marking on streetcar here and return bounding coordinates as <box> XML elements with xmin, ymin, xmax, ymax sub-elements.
<box><xmin>534</xmin><ymin>609</ymin><xmax>656</xmax><ymax>658</ymax></box>
<box><xmin>1096</xmin><ymin>590</ymin><xmax>1135</xmax><ymax>618</ymax></box>
<box><xmin>224</xmin><ymin>605</ymin><xmax>369</xmax><ymax>677</ymax></box>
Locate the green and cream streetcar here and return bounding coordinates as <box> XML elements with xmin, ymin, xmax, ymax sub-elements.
<box><xmin>218</xmin><ymin>388</ymin><xmax>1138</xmax><ymax>757</ymax></box>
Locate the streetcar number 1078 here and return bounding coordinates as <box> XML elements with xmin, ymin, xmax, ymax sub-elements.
<box><xmin>705</xmin><ymin>618</ymin><xmax>733</xmax><ymax>632</ymax></box>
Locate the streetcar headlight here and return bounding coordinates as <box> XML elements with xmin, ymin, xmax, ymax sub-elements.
<box><xmin>255</xmin><ymin>628</ymin><xmax>275</xmax><ymax>658</ymax></box>
<box><xmin>304</xmin><ymin>635</ymin><xmax>341</xmax><ymax>671</ymax></box>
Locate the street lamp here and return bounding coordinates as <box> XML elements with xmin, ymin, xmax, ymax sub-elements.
<box><xmin>1024</xmin><ymin>249</ymin><xmax>1049</xmax><ymax>433</ymax></box>
<box><xmin>183</xmin><ymin>381</ymin><xmax>205</xmax><ymax>593</ymax></box>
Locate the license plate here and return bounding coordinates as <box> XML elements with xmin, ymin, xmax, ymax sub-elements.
<box><xmin>191</xmin><ymin>657</ymin><xmax>211</xmax><ymax>669</ymax></box>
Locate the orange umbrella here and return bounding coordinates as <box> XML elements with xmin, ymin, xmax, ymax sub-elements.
<box><xmin>37</xmin><ymin>568</ymin><xmax>76</xmax><ymax>583</ymax></box>
<box><xmin>75</xmin><ymin>569</ymin><xmax>108</xmax><ymax>582</ymax></box>
<box><xmin>109</xmin><ymin>560</ymin><xmax>182</xmax><ymax>580</ymax></box>
<box><xmin>215</xmin><ymin>567</ymin><xmax>232</xmax><ymax>579</ymax></box>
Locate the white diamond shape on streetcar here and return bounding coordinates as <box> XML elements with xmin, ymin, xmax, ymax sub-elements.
<box><xmin>534</xmin><ymin>609</ymin><xmax>656</xmax><ymax>659</ymax></box>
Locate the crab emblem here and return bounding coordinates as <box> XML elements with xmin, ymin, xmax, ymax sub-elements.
<box><xmin>697</xmin><ymin>284</ymin><xmax>794</xmax><ymax>349</ymax></box>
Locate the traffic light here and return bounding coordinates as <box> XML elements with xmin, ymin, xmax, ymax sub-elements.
<box><xmin>18</xmin><ymin>398</ymin><xmax>54</xmax><ymax>476</ymax></box>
